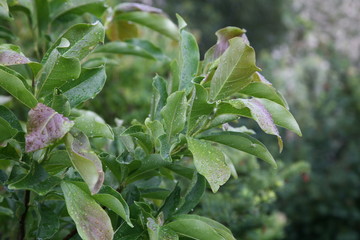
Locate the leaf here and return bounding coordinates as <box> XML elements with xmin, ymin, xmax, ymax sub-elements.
<box><xmin>175</xmin><ymin>173</ymin><xmax>206</xmax><ymax>215</ymax></box>
<box><xmin>25</xmin><ymin>103</ymin><xmax>74</xmax><ymax>152</ymax></box>
<box><xmin>0</xmin><ymin>117</ymin><xmax>18</xmax><ymax>143</ymax></box>
<box><xmin>60</xmin><ymin>66</ymin><xmax>106</xmax><ymax>107</ymax></box>
<box><xmin>229</xmin><ymin>98</ymin><xmax>283</xmax><ymax>152</ymax></box>
<box><xmin>8</xmin><ymin>162</ymin><xmax>61</xmax><ymax>195</ymax></box>
<box><xmin>65</xmin><ymin>130</ymin><xmax>104</xmax><ymax>194</ymax></box>
<box><xmin>42</xmin><ymin>150</ymin><xmax>72</xmax><ymax>175</ymax></box>
<box><xmin>209</xmin><ymin>37</ymin><xmax>260</xmax><ymax>101</ymax></box>
<box><xmin>0</xmin><ymin>206</ymin><xmax>13</xmax><ymax>217</ymax></box>
<box><xmin>166</xmin><ymin>215</ymin><xmax>225</xmax><ymax>240</ymax></box>
<box><xmin>151</xmin><ymin>75</ymin><xmax>168</xmax><ymax>121</ymax></box>
<box><xmin>0</xmin><ymin>44</ymin><xmax>30</xmax><ymax>65</ymax></box>
<box><xmin>179</xmin><ymin>30</ymin><xmax>200</xmax><ymax>93</ymax></box>
<box><xmin>158</xmin><ymin>185</ymin><xmax>181</xmax><ymax>220</ymax></box>
<box><xmin>239</xmin><ymin>76</ymin><xmax>288</xmax><ymax>108</ymax></box>
<box><xmin>122</xmin><ymin>125</ymin><xmax>153</xmax><ymax>154</ymax></box>
<box><xmin>61</xmin><ymin>181</ymin><xmax>114</xmax><ymax>240</ymax></box>
<box><xmin>0</xmin><ymin>65</ymin><xmax>37</xmax><ymax>108</ymax></box>
<box><xmin>115</xmin><ymin>11</ymin><xmax>179</xmax><ymax>40</ymax></box>
<box><xmin>106</xmin><ymin>18</ymin><xmax>139</xmax><ymax>41</ymax></box>
<box><xmin>161</xmin><ymin>91</ymin><xmax>187</xmax><ymax>138</ymax></box>
<box><xmin>201</xmin><ymin>132</ymin><xmax>277</xmax><ymax>168</ymax></box>
<box><xmin>147</xmin><ymin>218</ymin><xmax>179</xmax><ymax>240</ymax></box>
<box><xmin>49</xmin><ymin>89</ymin><xmax>71</xmax><ymax>116</ymax></box>
<box><xmin>35</xmin><ymin>49</ymin><xmax>81</xmax><ymax>98</ymax></box>
<box><xmin>50</xmin><ymin>0</ymin><xmax>106</xmax><ymax>21</ymax></box>
<box><xmin>74</xmin><ymin>110</ymin><xmax>114</xmax><ymax>140</ymax></box>
<box><xmin>188</xmin><ymin>84</ymin><xmax>214</xmax><ymax>134</ymax></box>
<box><xmin>95</xmin><ymin>40</ymin><xmax>167</xmax><ymax>61</ymax></box>
<box><xmin>0</xmin><ymin>0</ymin><xmax>11</xmax><ymax>20</ymax></box>
<box><xmin>186</xmin><ymin>137</ymin><xmax>231</xmax><ymax>193</ymax></box>
<box><xmin>37</xmin><ymin>204</ymin><xmax>60</xmax><ymax>239</ymax></box>
<box><xmin>169</xmin><ymin>215</ymin><xmax>235</xmax><ymax>240</ymax></box>
<box><xmin>257</xmin><ymin>98</ymin><xmax>302</xmax><ymax>136</ymax></box>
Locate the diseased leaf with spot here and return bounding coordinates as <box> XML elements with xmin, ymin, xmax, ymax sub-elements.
<box><xmin>65</xmin><ymin>130</ymin><xmax>104</xmax><ymax>194</ymax></box>
<box><xmin>0</xmin><ymin>44</ymin><xmax>30</xmax><ymax>65</ymax></box>
<box><xmin>61</xmin><ymin>181</ymin><xmax>114</xmax><ymax>240</ymax></box>
<box><xmin>25</xmin><ymin>103</ymin><xmax>74</xmax><ymax>152</ymax></box>
<box><xmin>229</xmin><ymin>98</ymin><xmax>283</xmax><ymax>152</ymax></box>
<box><xmin>187</xmin><ymin>137</ymin><xmax>231</xmax><ymax>193</ymax></box>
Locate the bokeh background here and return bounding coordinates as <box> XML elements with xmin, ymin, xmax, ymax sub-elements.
<box><xmin>97</xmin><ymin>0</ymin><xmax>360</xmax><ymax>239</ymax></box>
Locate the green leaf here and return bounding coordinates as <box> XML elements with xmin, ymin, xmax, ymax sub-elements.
<box><xmin>186</xmin><ymin>137</ymin><xmax>231</xmax><ymax>193</ymax></box>
<box><xmin>158</xmin><ymin>185</ymin><xmax>181</xmax><ymax>220</ymax></box>
<box><xmin>95</xmin><ymin>40</ymin><xmax>167</xmax><ymax>61</ymax></box>
<box><xmin>239</xmin><ymin>76</ymin><xmax>288</xmax><ymax>108</ymax></box>
<box><xmin>209</xmin><ymin>37</ymin><xmax>260</xmax><ymax>101</ymax></box>
<box><xmin>0</xmin><ymin>117</ymin><xmax>18</xmax><ymax>142</ymax></box>
<box><xmin>8</xmin><ymin>162</ymin><xmax>61</xmax><ymax>195</ymax></box>
<box><xmin>115</xmin><ymin>11</ymin><xmax>179</xmax><ymax>40</ymax></box>
<box><xmin>25</xmin><ymin>103</ymin><xmax>74</xmax><ymax>152</ymax></box>
<box><xmin>0</xmin><ymin>206</ymin><xmax>13</xmax><ymax>216</ymax></box>
<box><xmin>128</xmin><ymin>154</ymin><xmax>170</xmax><ymax>182</ymax></box>
<box><xmin>74</xmin><ymin>110</ymin><xmax>114</xmax><ymax>140</ymax></box>
<box><xmin>122</xmin><ymin>125</ymin><xmax>153</xmax><ymax>154</ymax></box>
<box><xmin>145</xmin><ymin>118</ymin><xmax>165</xmax><ymax>146</ymax></box>
<box><xmin>147</xmin><ymin>218</ymin><xmax>179</xmax><ymax>240</ymax></box>
<box><xmin>35</xmin><ymin>49</ymin><xmax>81</xmax><ymax>98</ymax></box>
<box><xmin>179</xmin><ymin>30</ymin><xmax>200</xmax><ymax>93</ymax></box>
<box><xmin>200</xmin><ymin>131</ymin><xmax>277</xmax><ymax>168</ymax></box>
<box><xmin>188</xmin><ymin>84</ymin><xmax>214</xmax><ymax>134</ymax></box>
<box><xmin>175</xmin><ymin>173</ymin><xmax>206</xmax><ymax>215</ymax></box>
<box><xmin>169</xmin><ymin>215</ymin><xmax>235</xmax><ymax>240</ymax></box>
<box><xmin>161</xmin><ymin>91</ymin><xmax>187</xmax><ymax>138</ymax></box>
<box><xmin>42</xmin><ymin>150</ymin><xmax>72</xmax><ymax>175</ymax></box>
<box><xmin>0</xmin><ymin>65</ymin><xmax>37</xmax><ymax>108</ymax></box>
<box><xmin>37</xmin><ymin>204</ymin><xmax>60</xmax><ymax>239</ymax></box>
<box><xmin>106</xmin><ymin>18</ymin><xmax>139</xmax><ymax>41</ymax></box>
<box><xmin>151</xmin><ymin>75</ymin><xmax>168</xmax><ymax>121</ymax></box>
<box><xmin>256</xmin><ymin>98</ymin><xmax>302</xmax><ymax>136</ymax></box>
<box><xmin>60</xmin><ymin>66</ymin><xmax>106</xmax><ymax>107</ymax></box>
<box><xmin>61</xmin><ymin>181</ymin><xmax>114</xmax><ymax>240</ymax></box>
<box><xmin>65</xmin><ymin>130</ymin><xmax>104</xmax><ymax>194</ymax></box>
<box><xmin>50</xmin><ymin>0</ymin><xmax>106</xmax><ymax>21</ymax></box>
<box><xmin>0</xmin><ymin>0</ymin><xmax>11</xmax><ymax>20</ymax></box>
<box><xmin>45</xmin><ymin>22</ymin><xmax>105</xmax><ymax>61</ymax></box>
<box><xmin>166</xmin><ymin>214</ymin><xmax>225</xmax><ymax>240</ymax></box>
<box><xmin>49</xmin><ymin>89</ymin><xmax>71</xmax><ymax>116</ymax></box>
<box><xmin>229</xmin><ymin>98</ymin><xmax>283</xmax><ymax>152</ymax></box>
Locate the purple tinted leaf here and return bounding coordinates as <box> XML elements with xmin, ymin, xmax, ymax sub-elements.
<box><xmin>0</xmin><ymin>50</ymin><xmax>30</xmax><ymax>65</ymax></box>
<box><xmin>115</xmin><ymin>3</ymin><xmax>163</xmax><ymax>14</ymax></box>
<box><xmin>25</xmin><ymin>103</ymin><xmax>74</xmax><ymax>152</ymax></box>
<box><xmin>65</xmin><ymin>131</ymin><xmax>104</xmax><ymax>194</ymax></box>
<box><xmin>61</xmin><ymin>181</ymin><xmax>114</xmax><ymax>240</ymax></box>
<box><xmin>214</xmin><ymin>27</ymin><xmax>246</xmax><ymax>59</ymax></box>
<box><xmin>229</xmin><ymin>98</ymin><xmax>283</xmax><ymax>152</ymax></box>
<box><xmin>253</xmin><ymin>72</ymin><xmax>272</xmax><ymax>85</ymax></box>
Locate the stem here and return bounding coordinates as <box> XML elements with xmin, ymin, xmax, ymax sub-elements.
<box><xmin>63</xmin><ymin>228</ymin><xmax>77</xmax><ymax>240</ymax></box>
<box><xmin>18</xmin><ymin>190</ymin><xmax>30</xmax><ymax>240</ymax></box>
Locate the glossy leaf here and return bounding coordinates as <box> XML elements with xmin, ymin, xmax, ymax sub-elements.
<box><xmin>151</xmin><ymin>75</ymin><xmax>168</xmax><ymax>121</ymax></box>
<box><xmin>239</xmin><ymin>77</ymin><xmax>288</xmax><ymax>108</ymax></box>
<box><xmin>0</xmin><ymin>65</ymin><xmax>37</xmax><ymax>108</ymax></box>
<box><xmin>166</xmin><ymin>214</ymin><xmax>225</xmax><ymax>240</ymax></box>
<box><xmin>42</xmin><ymin>150</ymin><xmax>72</xmax><ymax>175</ymax></box>
<box><xmin>8</xmin><ymin>163</ymin><xmax>61</xmax><ymax>195</ymax></box>
<box><xmin>179</xmin><ymin>30</ymin><xmax>199</xmax><ymax>93</ymax></box>
<box><xmin>65</xmin><ymin>130</ymin><xmax>104</xmax><ymax>194</ymax></box>
<box><xmin>161</xmin><ymin>91</ymin><xmax>187</xmax><ymax>138</ymax></box>
<box><xmin>61</xmin><ymin>66</ymin><xmax>106</xmax><ymax>107</ymax></box>
<box><xmin>175</xmin><ymin>173</ymin><xmax>206</xmax><ymax>215</ymax></box>
<box><xmin>37</xmin><ymin>204</ymin><xmax>60</xmax><ymax>239</ymax></box>
<box><xmin>158</xmin><ymin>185</ymin><xmax>181</xmax><ymax>220</ymax></box>
<box><xmin>122</xmin><ymin>125</ymin><xmax>153</xmax><ymax>154</ymax></box>
<box><xmin>61</xmin><ymin>181</ymin><xmax>114</xmax><ymax>240</ymax></box>
<box><xmin>188</xmin><ymin>84</ymin><xmax>214</xmax><ymax>134</ymax></box>
<box><xmin>0</xmin><ymin>0</ymin><xmax>11</xmax><ymax>20</ymax></box>
<box><xmin>74</xmin><ymin>110</ymin><xmax>114</xmax><ymax>140</ymax></box>
<box><xmin>115</xmin><ymin>11</ymin><xmax>179</xmax><ymax>40</ymax></box>
<box><xmin>49</xmin><ymin>89</ymin><xmax>71</xmax><ymax>116</ymax></box>
<box><xmin>50</xmin><ymin>0</ymin><xmax>106</xmax><ymax>21</ymax></box>
<box><xmin>209</xmin><ymin>37</ymin><xmax>260</xmax><ymax>101</ymax></box>
<box><xmin>201</xmin><ymin>131</ymin><xmax>277</xmax><ymax>168</ymax></box>
<box><xmin>187</xmin><ymin>137</ymin><xmax>231</xmax><ymax>193</ymax></box>
<box><xmin>229</xmin><ymin>98</ymin><xmax>283</xmax><ymax>152</ymax></box>
<box><xmin>0</xmin><ymin>117</ymin><xmax>18</xmax><ymax>142</ymax></box>
<box><xmin>25</xmin><ymin>103</ymin><xmax>74</xmax><ymax>152</ymax></box>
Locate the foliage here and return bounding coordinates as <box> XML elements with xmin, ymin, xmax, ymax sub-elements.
<box><xmin>0</xmin><ymin>1</ymin><xmax>301</xmax><ymax>239</ymax></box>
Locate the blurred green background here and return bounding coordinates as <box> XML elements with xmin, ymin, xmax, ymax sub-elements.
<box><xmin>99</xmin><ymin>0</ymin><xmax>360</xmax><ymax>239</ymax></box>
